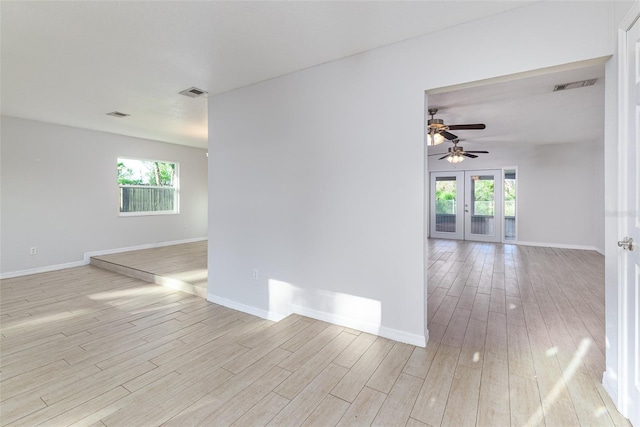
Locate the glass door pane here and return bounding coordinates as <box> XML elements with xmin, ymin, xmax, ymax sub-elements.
<box><xmin>430</xmin><ymin>171</ymin><xmax>464</xmax><ymax>240</ymax></box>
<box><xmin>435</xmin><ymin>177</ymin><xmax>457</xmax><ymax>233</ymax></box>
<box><xmin>504</xmin><ymin>169</ymin><xmax>517</xmax><ymax>241</ymax></box>
<box><xmin>464</xmin><ymin>170</ymin><xmax>502</xmax><ymax>242</ymax></box>
<box><xmin>470</xmin><ymin>175</ymin><xmax>495</xmax><ymax>235</ymax></box>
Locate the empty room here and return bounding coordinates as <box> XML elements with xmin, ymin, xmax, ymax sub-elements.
<box><xmin>1</xmin><ymin>1</ymin><xmax>638</xmax><ymax>426</ymax></box>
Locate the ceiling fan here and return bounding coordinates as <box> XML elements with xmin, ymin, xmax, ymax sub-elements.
<box><xmin>426</xmin><ymin>108</ymin><xmax>486</xmax><ymax>146</ymax></box>
<box><xmin>428</xmin><ymin>139</ymin><xmax>489</xmax><ymax>163</ymax></box>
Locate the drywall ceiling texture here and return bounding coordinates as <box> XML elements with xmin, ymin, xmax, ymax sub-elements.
<box><xmin>0</xmin><ymin>116</ymin><xmax>208</xmax><ymax>275</ymax></box>
<box><xmin>0</xmin><ymin>1</ymin><xmax>532</xmax><ymax>148</ymax></box>
<box><xmin>208</xmin><ymin>2</ymin><xmax>618</xmax><ymax>345</ymax></box>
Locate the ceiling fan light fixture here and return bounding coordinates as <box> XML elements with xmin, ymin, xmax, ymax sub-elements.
<box><xmin>427</xmin><ymin>131</ymin><xmax>445</xmax><ymax>146</ymax></box>
<box><xmin>446</xmin><ymin>153</ymin><xmax>464</xmax><ymax>164</ymax></box>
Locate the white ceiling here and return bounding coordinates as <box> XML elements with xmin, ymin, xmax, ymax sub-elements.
<box><xmin>427</xmin><ymin>61</ymin><xmax>606</xmax><ymax>152</ymax></box>
<box><xmin>1</xmin><ymin>1</ymin><xmax>535</xmax><ymax>148</ymax></box>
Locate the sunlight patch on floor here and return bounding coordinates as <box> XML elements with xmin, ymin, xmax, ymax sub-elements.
<box><xmin>88</xmin><ymin>286</ymin><xmax>167</xmax><ymax>301</ymax></box>
<box><xmin>172</xmin><ymin>268</ymin><xmax>207</xmax><ymax>283</ymax></box>
<box><xmin>593</xmin><ymin>406</ymin><xmax>608</xmax><ymax>417</ymax></box>
<box><xmin>524</xmin><ymin>337</ymin><xmax>592</xmax><ymax>427</ymax></box>
<box><xmin>1</xmin><ymin>309</ymin><xmax>91</xmax><ymax>332</ymax></box>
<box><xmin>130</xmin><ymin>301</ymin><xmax>182</xmax><ymax>315</ymax></box>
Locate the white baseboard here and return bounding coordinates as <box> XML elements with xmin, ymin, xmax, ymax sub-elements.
<box><xmin>0</xmin><ymin>237</ymin><xmax>207</xmax><ymax>280</ymax></box>
<box><xmin>84</xmin><ymin>237</ymin><xmax>207</xmax><ymax>262</ymax></box>
<box><xmin>0</xmin><ymin>260</ymin><xmax>88</xmax><ymax>279</ymax></box>
<box><xmin>512</xmin><ymin>241</ymin><xmax>601</xmax><ymax>252</ymax></box>
<box><xmin>380</xmin><ymin>326</ymin><xmax>427</xmax><ymax>348</ymax></box>
<box><xmin>602</xmin><ymin>370</ymin><xmax>619</xmax><ymax>407</ymax></box>
<box><xmin>206</xmin><ymin>293</ymin><xmax>428</xmax><ymax>347</ymax></box>
<box><xmin>207</xmin><ymin>293</ymin><xmax>286</xmax><ymax>322</ymax></box>
<box><xmin>290</xmin><ymin>304</ymin><xmax>427</xmax><ymax>347</ymax></box>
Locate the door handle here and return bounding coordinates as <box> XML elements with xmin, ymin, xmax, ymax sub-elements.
<box><xmin>465</xmin><ymin>209</ymin><xmax>469</xmax><ymax>213</ymax></box>
<box><xmin>618</xmin><ymin>237</ymin><xmax>635</xmax><ymax>251</ymax></box>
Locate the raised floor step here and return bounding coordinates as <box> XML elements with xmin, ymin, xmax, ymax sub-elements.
<box><xmin>89</xmin><ymin>241</ymin><xmax>207</xmax><ymax>298</ymax></box>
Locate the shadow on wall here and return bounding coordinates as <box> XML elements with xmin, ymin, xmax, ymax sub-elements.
<box><xmin>267</xmin><ymin>279</ymin><xmax>382</xmax><ymax>335</ymax></box>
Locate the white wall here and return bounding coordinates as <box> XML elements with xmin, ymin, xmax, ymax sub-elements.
<box><xmin>593</xmin><ymin>141</ymin><xmax>605</xmax><ymax>253</ymax></box>
<box><xmin>0</xmin><ymin>116</ymin><xmax>208</xmax><ymax>276</ymax></box>
<box><xmin>208</xmin><ymin>2</ymin><xmax>618</xmax><ymax>346</ymax></box>
<box><xmin>428</xmin><ymin>141</ymin><xmax>605</xmax><ymax>251</ymax></box>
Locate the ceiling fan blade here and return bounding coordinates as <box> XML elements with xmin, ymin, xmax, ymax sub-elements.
<box><xmin>440</xmin><ymin>130</ymin><xmax>458</xmax><ymax>140</ymax></box>
<box><xmin>448</xmin><ymin>124</ymin><xmax>486</xmax><ymax>130</ymax></box>
<box><xmin>438</xmin><ymin>154</ymin><xmax>451</xmax><ymax>160</ymax></box>
<box><xmin>463</xmin><ymin>153</ymin><xmax>478</xmax><ymax>158</ymax></box>
<box><xmin>464</xmin><ymin>150</ymin><xmax>489</xmax><ymax>154</ymax></box>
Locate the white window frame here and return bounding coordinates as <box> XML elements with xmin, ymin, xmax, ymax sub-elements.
<box><xmin>117</xmin><ymin>157</ymin><xmax>180</xmax><ymax>217</ymax></box>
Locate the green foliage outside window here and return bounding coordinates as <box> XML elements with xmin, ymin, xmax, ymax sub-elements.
<box><xmin>117</xmin><ymin>158</ymin><xmax>178</xmax><ymax>214</ymax></box>
<box><xmin>504</xmin><ymin>179</ymin><xmax>516</xmax><ymax>216</ymax></box>
<box><xmin>434</xmin><ymin>176</ymin><xmax>516</xmax><ymax>217</ymax></box>
<box><xmin>117</xmin><ymin>159</ymin><xmax>176</xmax><ymax>187</ymax></box>
<box><xmin>473</xmin><ymin>178</ymin><xmax>494</xmax><ymax>216</ymax></box>
<box><xmin>435</xmin><ymin>181</ymin><xmax>456</xmax><ymax>215</ymax></box>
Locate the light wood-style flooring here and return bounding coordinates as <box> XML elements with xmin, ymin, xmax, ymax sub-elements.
<box><xmin>89</xmin><ymin>241</ymin><xmax>207</xmax><ymax>298</ymax></box>
<box><xmin>0</xmin><ymin>239</ymin><xmax>630</xmax><ymax>426</ymax></box>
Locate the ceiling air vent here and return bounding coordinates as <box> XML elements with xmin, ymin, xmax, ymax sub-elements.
<box><xmin>179</xmin><ymin>87</ymin><xmax>208</xmax><ymax>98</ymax></box>
<box><xmin>553</xmin><ymin>78</ymin><xmax>597</xmax><ymax>92</ymax></box>
<box><xmin>106</xmin><ymin>111</ymin><xmax>130</xmax><ymax>118</ymax></box>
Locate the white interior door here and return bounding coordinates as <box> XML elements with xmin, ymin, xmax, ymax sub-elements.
<box><xmin>618</xmin><ymin>7</ymin><xmax>640</xmax><ymax>426</ymax></box>
<box><xmin>464</xmin><ymin>170</ymin><xmax>503</xmax><ymax>243</ymax></box>
<box><xmin>430</xmin><ymin>171</ymin><xmax>464</xmax><ymax>240</ymax></box>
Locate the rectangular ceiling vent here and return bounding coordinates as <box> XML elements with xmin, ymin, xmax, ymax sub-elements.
<box><xmin>179</xmin><ymin>87</ymin><xmax>208</xmax><ymax>98</ymax></box>
<box><xmin>106</xmin><ymin>111</ymin><xmax>130</xmax><ymax>118</ymax></box>
<box><xmin>553</xmin><ymin>78</ymin><xmax>597</xmax><ymax>92</ymax></box>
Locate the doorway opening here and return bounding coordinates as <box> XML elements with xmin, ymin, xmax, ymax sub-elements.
<box><xmin>423</xmin><ymin>55</ymin><xmax>618</xmax><ymax>422</ymax></box>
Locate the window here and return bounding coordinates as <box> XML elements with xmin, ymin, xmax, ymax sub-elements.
<box><xmin>504</xmin><ymin>169</ymin><xmax>516</xmax><ymax>241</ymax></box>
<box><xmin>435</xmin><ymin>176</ymin><xmax>457</xmax><ymax>232</ymax></box>
<box><xmin>117</xmin><ymin>158</ymin><xmax>179</xmax><ymax>215</ymax></box>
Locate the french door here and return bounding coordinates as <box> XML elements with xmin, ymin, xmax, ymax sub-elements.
<box><xmin>429</xmin><ymin>170</ymin><xmax>503</xmax><ymax>243</ymax></box>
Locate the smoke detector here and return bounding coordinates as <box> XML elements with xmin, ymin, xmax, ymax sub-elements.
<box><xmin>106</xmin><ymin>111</ymin><xmax>130</xmax><ymax>118</ymax></box>
<box><xmin>179</xmin><ymin>87</ymin><xmax>208</xmax><ymax>98</ymax></box>
<box><xmin>553</xmin><ymin>78</ymin><xmax>597</xmax><ymax>91</ymax></box>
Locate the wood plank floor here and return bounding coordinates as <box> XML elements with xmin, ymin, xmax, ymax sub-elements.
<box><xmin>90</xmin><ymin>241</ymin><xmax>207</xmax><ymax>298</ymax></box>
<box><xmin>0</xmin><ymin>239</ymin><xmax>630</xmax><ymax>426</ymax></box>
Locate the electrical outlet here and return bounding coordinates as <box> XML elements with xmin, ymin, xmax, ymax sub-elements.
<box><xmin>252</xmin><ymin>269</ymin><xmax>258</xmax><ymax>280</ymax></box>
<box><xmin>30</xmin><ymin>247</ymin><xmax>37</xmax><ymax>255</ymax></box>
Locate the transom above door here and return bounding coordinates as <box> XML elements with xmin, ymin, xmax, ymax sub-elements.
<box><xmin>429</xmin><ymin>170</ymin><xmax>504</xmax><ymax>242</ymax></box>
